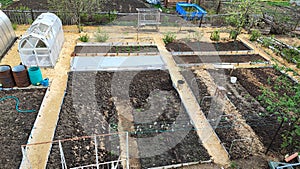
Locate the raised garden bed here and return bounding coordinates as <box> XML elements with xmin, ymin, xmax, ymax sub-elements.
<box><xmin>173</xmin><ymin>54</ymin><xmax>267</xmax><ymax>64</ymax></box>
<box><xmin>0</xmin><ymin>88</ymin><xmax>46</xmax><ymax>168</ymax></box>
<box><xmin>74</xmin><ymin>45</ymin><xmax>159</xmax><ymax>56</ymax></box>
<box><xmin>47</xmin><ymin>70</ymin><xmax>210</xmax><ymax>168</ymax></box>
<box><xmin>166</xmin><ymin>41</ymin><xmax>252</xmax><ymax>52</ymax></box>
<box><xmin>258</xmin><ymin>37</ymin><xmax>300</xmax><ymax>67</ymax></box>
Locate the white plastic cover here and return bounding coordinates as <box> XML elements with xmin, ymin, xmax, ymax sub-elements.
<box><xmin>18</xmin><ymin>13</ymin><xmax>64</xmax><ymax>67</ymax></box>
<box><xmin>0</xmin><ymin>10</ymin><xmax>16</xmax><ymax>59</ymax></box>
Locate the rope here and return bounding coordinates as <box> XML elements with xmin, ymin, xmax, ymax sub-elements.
<box><xmin>0</xmin><ymin>96</ymin><xmax>36</xmax><ymax>113</ymax></box>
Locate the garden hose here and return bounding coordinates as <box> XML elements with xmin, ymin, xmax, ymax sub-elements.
<box><xmin>0</xmin><ymin>96</ymin><xmax>36</xmax><ymax>113</ymax></box>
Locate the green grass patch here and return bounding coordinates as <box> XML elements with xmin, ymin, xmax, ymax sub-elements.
<box><xmin>0</xmin><ymin>0</ymin><xmax>13</xmax><ymax>8</ymax></box>
<box><xmin>266</xmin><ymin>1</ymin><xmax>290</xmax><ymax>7</ymax></box>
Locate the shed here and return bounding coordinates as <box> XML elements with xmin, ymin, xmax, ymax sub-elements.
<box><xmin>18</xmin><ymin>13</ymin><xmax>64</xmax><ymax>67</ymax></box>
<box><xmin>0</xmin><ymin>10</ymin><xmax>16</xmax><ymax>60</ymax></box>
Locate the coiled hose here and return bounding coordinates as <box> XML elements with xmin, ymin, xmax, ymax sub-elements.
<box><xmin>0</xmin><ymin>96</ymin><xmax>36</xmax><ymax>113</ymax></box>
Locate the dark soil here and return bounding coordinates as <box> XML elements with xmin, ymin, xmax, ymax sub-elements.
<box><xmin>0</xmin><ymin>88</ymin><xmax>46</xmax><ymax>169</ymax></box>
<box><xmin>7</xmin><ymin>0</ymin><xmax>149</xmax><ymax>12</ymax></box>
<box><xmin>204</xmin><ymin>68</ymin><xmax>299</xmax><ymax>156</ymax></box>
<box><xmin>128</xmin><ymin>71</ymin><xmax>210</xmax><ymax>168</ymax></box>
<box><xmin>173</xmin><ymin>54</ymin><xmax>267</xmax><ymax>64</ymax></box>
<box><xmin>166</xmin><ymin>41</ymin><xmax>251</xmax><ymax>52</ymax></box>
<box><xmin>47</xmin><ymin>70</ymin><xmax>210</xmax><ymax>168</ymax></box>
<box><xmin>47</xmin><ymin>72</ymin><xmax>120</xmax><ymax>168</ymax></box>
<box><xmin>181</xmin><ymin>71</ymin><xmax>250</xmax><ymax>159</ymax></box>
<box><xmin>74</xmin><ymin>45</ymin><xmax>159</xmax><ymax>55</ymax></box>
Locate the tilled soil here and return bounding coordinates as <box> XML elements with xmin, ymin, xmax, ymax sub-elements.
<box><xmin>0</xmin><ymin>88</ymin><xmax>46</xmax><ymax>169</ymax></box>
<box><xmin>166</xmin><ymin>41</ymin><xmax>251</xmax><ymax>52</ymax></box>
<box><xmin>225</xmin><ymin>68</ymin><xmax>299</xmax><ymax>155</ymax></box>
<box><xmin>47</xmin><ymin>70</ymin><xmax>210</xmax><ymax>168</ymax></box>
<box><xmin>173</xmin><ymin>54</ymin><xmax>267</xmax><ymax>64</ymax></box>
<box><xmin>47</xmin><ymin>72</ymin><xmax>120</xmax><ymax>168</ymax></box>
<box><xmin>128</xmin><ymin>71</ymin><xmax>210</xmax><ymax>168</ymax></box>
<box><xmin>74</xmin><ymin>46</ymin><xmax>159</xmax><ymax>55</ymax></box>
<box><xmin>181</xmin><ymin>71</ymin><xmax>249</xmax><ymax>159</ymax></box>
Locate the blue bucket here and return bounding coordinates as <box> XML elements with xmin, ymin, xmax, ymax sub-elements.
<box><xmin>28</xmin><ymin>67</ymin><xmax>43</xmax><ymax>85</ymax></box>
<box><xmin>41</xmin><ymin>78</ymin><xmax>49</xmax><ymax>87</ymax></box>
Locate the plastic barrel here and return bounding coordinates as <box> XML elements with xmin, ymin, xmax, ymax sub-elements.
<box><xmin>28</xmin><ymin>67</ymin><xmax>43</xmax><ymax>86</ymax></box>
<box><xmin>12</xmin><ymin>65</ymin><xmax>30</xmax><ymax>87</ymax></box>
<box><xmin>0</xmin><ymin>65</ymin><xmax>15</xmax><ymax>88</ymax></box>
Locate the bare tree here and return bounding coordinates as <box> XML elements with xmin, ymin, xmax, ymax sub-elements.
<box><xmin>48</xmin><ymin>0</ymin><xmax>106</xmax><ymax>32</ymax></box>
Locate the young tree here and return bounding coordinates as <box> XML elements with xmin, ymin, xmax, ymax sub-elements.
<box><xmin>48</xmin><ymin>0</ymin><xmax>106</xmax><ymax>32</ymax></box>
<box><xmin>225</xmin><ymin>0</ymin><xmax>261</xmax><ymax>40</ymax></box>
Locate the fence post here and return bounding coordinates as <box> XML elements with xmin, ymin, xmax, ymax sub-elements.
<box><xmin>31</xmin><ymin>9</ymin><xmax>34</xmax><ymax>22</ymax></box>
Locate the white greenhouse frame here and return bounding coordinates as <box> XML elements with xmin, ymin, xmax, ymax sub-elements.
<box><xmin>18</xmin><ymin>13</ymin><xmax>64</xmax><ymax>67</ymax></box>
<box><xmin>0</xmin><ymin>10</ymin><xmax>16</xmax><ymax>60</ymax></box>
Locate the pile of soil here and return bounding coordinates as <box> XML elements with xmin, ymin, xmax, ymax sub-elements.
<box><xmin>173</xmin><ymin>54</ymin><xmax>266</xmax><ymax>64</ymax></box>
<box><xmin>0</xmin><ymin>88</ymin><xmax>46</xmax><ymax>168</ymax></box>
<box><xmin>166</xmin><ymin>41</ymin><xmax>251</xmax><ymax>52</ymax></box>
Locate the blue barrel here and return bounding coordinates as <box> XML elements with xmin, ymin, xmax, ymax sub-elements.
<box><xmin>28</xmin><ymin>67</ymin><xmax>43</xmax><ymax>85</ymax></box>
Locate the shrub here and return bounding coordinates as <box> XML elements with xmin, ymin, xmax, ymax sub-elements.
<box><xmin>94</xmin><ymin>28</ymin><xmax>109</xmax><ymax>42</ymax></box>
<box><xmin>163</xmin><ymin>32</ymin><xmax>176</xmax><ymax>45</ymax></box>
<box><xmin>79</xmin><ymin>34</ymin><xmax>89</xmax><ymax>42</ymax></box>
<box><xmin>210</xmin><ymin>30</ymin><xmax>220</xmax><ymax>41</ymax></box>
<box><xmin>250</xmin><ymin>29</ymin><xmax>261</xmax><ymax>41</ymax></box>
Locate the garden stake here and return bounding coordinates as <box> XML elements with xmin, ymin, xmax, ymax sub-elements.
<box><xmin>265</xmin><ymin>113</ymin><xmax>284</xmax><ymax>155</ymax></box>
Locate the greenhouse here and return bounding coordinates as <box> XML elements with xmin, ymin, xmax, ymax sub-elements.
<box><xmin>18</xmin><ymin>13</ymin><xmax>64</xmax><ymax>67</ymax></box>
<box><xmin>0</xmin><ymin>10</ymin><xmax>16</xmax><ymax>60</ymax></box>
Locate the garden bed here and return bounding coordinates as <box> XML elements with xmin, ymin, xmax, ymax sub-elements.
<box><xmin>47</xmin><ymin>72</ymin><xmax>120</xmax><ymax>168</ymax></box>
<box><xmin>173</xmin><ymin>54</ymin><xmax>267</xmax><ymax>64</ymax></box>
<box><xmin>128</xmin><ymin>70</ymin><xmax>210</xmax><ymax>168</ymax></box>
<box><xmin>166</xmin><ymin>41</ymin><xmax>251</xmax><ymax>52</ymax></box>
<box><xmin>0</xmin><ymin>88</ymin><xmax>46</xmax><ymax>168</ymax></box>
<box><xmin>47</xmin><ymin>70</ymin><xmax>210</xmax><ymax>168</ymax></box>
<box><xmin>201</xmin><ymin>68</ymin><xmax>299</xmax><ymax>156</ymax></box>
<box><xmin>74</xmin><ymin>45</ymin><xmax>159</xmax><ymax>56</ymax></box>
<box><xmin>181</xmin><ymin>71</ymin><xmax>250</xmax><ymax>159</ymax></box>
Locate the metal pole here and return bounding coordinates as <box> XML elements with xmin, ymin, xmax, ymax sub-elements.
<box><xmin>265</xmin><ymin>115</ymin><xmax>284</xmax><ymax>155</ymax></box>
<box><xmin>59</xmin><ymin>141</ymin><xmax>67</xmax><ymax>169</ymax></box>
<box><xmin>126</xmin><ymin>132</ymin><xmax>130</xmax><ymax>169</ymax></box>
<box><xmin>94</xmin><ymin>136</ymin><xmax>99</xmax><ymax>169</ymax></box>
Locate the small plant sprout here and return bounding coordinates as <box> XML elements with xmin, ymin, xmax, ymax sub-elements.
<box><xmin>163</xmin><ymin>32</ymin><xmax>176</xmax><ymax>45</ymax></box>
<box><xmin>79</xmin><ymin>34</ymin><xmax>89</xmax><ymax>42</ymax></box>
<box><xmin>94</xmin><ymin>28</ymin><xmax>109</xmax><ymax>42</ymax></box>
<box><xmin>210</xmin><ymin>30</ymin><xmax>220</xmax><ymax>41</ymax></box>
